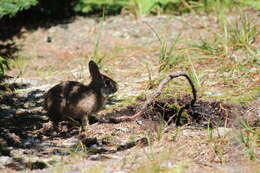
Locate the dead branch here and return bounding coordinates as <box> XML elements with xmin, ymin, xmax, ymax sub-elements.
<box><xmin>110</xmin><ymin>71</ymin><xmax>197</xmax><ymax>123</ymax></box>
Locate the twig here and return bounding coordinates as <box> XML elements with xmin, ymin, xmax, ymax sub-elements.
<box><xmin>110</xmin><ymin>71</ymin><xmax>197</xmax><ymax>123</ymax></box>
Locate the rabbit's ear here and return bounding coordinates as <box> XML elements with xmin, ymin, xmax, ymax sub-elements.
<box><xmin>89</xmin><ymin>61</ymin><xmax>102</xmax><ymax>80</ymax></box>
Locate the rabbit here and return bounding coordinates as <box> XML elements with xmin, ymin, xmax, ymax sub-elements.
<box><xmin>44</xmin><ymin>60</ymin><xmax>117</xmax><ymax>125</ymax></box>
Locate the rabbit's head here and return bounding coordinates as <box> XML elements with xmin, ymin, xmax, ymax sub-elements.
<box><xmin>89</xmin><ymin>61</ymin><xmax>117</xmax><ymax>97</ymax></box>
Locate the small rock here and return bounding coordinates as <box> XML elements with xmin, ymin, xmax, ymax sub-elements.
<box><xmin>16</xmin><ymin>108</ymin><xmax>28</xmax><ymax>115</ymax></box>
<box><xmin>0</xmin><ymin>156</ymin><xmax>12</xmax><ymax>165</ymax></box>
<box><xmin>10</xmin><ymin>148</ymin><xmax>24</xmax><ymax>157</ymax></box>
<box><xmin>46</xmin><ymin>36</ymin><xmax>52</xmax><ymax>43</ymax></box>
<box><xmin>88</xmin><ymin>154</ymin><xmax>110</xmax><ymax>161</ymax></box>
<box><xmin>52</xmin><ymin>149</ymin><xmax>69</xmax><ymax>156</ymax></box>
<box><xmin>115</xmin><ymin>127</ymin><xmax>129</xmax><ymax>133</ymax></box>
<box><xmin>0</xmin><ymin>104</ymin><xmax>12</xmax><ymax>110</ymax></box>
<box><xmin>62</xmin><ymin>138</ymin><xmax>79</xmax><ymax>148</ymax></box>
<box><xmin>22</xmin><ymin>138</ymin><xmax>40</xmax><ymax>148</ymax></box>
<box><xmin>161</xmin><ymin>160</ymin><xmax>175</xmax><ymax>169</ymax></box>
<box><xmin>40</xmin><ymin>141</ymin><xmax>57</xmax><ymax>148</ymax></box>
<box><xmin>89</xmin><ymin>154</ymin><xmax>101</xmax><ymax>161</ymax></box>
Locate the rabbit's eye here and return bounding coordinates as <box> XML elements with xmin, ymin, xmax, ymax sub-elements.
<box><xmin>105</xmin><ymin>80</ymin><xmax>110</xmax><ymax>86</ymax></box>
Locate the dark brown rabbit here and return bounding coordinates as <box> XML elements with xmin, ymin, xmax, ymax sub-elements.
<box><xmin>44</xmin><ymin>61</ymin><xmax>117</xmax><ymax>124</ymax></box>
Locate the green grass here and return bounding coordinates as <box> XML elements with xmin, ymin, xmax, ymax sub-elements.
<box><xmin>151</xmin><ymin>10</ymin><xmax>259</xmax><ymax>103</ymax></box>
<box><xmin>240</xmin><ymin>0</ymin><xmax>260</xmax><ymax>10</ymax></box>
<box><xmin>2</xmin><ymin>0</ymin><xmax>260</xmax><ymax>19</ymax></box>
<box><xmin>236</xmin><ymin>121</ymin><xmax>259</xmax><ymax>161</ymax></box>
<box><xmin>0</xmin><ymin>56</ymin><xmax>9</xmax><ymax>78</ymax></box>
<box><xmin>9</xmin><ymin>56</ymin><xmax>30</xmax><ymax>78</ymax></box>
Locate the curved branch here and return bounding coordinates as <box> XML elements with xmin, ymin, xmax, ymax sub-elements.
<box><xmin>110</xmin><ymin>71</ymin><xmax>197</xmax><ymax>123</ymax></box>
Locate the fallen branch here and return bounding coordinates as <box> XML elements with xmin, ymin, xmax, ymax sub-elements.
<box><xmin>110</xmin><ymin>71</ymin><xmax>197</xmax><ymax>123</ymax></box>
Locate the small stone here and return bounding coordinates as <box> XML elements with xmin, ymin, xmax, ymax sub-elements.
<box><xmin>52</xmin><ymin>149</ymin><xmax>69</xmax><ymax>156</ymax></box>
<box><xmin>46</xmin><ymin>36</ymin><xmax>52</xmax><ymax>43</ymax></box>
<box><xmin>115</xmin><ymin>127</ymin><xmax>129</xmax><ymax>133</ymax></box>
<box><xmin>88</xmin><ymin>154</ymin><xmax>110</xmax><ymax>161</ymax></box>
<box><xmin>89</xmin><ymin>154</ymin><xmax>101</xmax><ymax>161</ymax></box>
<box><xmin>10</xmin><ymin>149</ymin><xmax>24</xmax><ymax>157</ymax></box>
<box><xmin>62</xmin><ymin>138</ymin><xmax>79</xmax><ymax>148</ymax></box>
<box><xmin>16</xmin><ymin>109</ymin><xmax>28</xmax><ymax>115</ymax></box>
<box><xmin>40</xmin><ymin>141</ymin><xmax>57</xmax><ymax>148</ymax></box>
<box><xmin>22</xmin><ymin>138</ymin><xmax>40</xmax><ymax>148</ymax></box>
<box><xmin>0</xmin><ymin>156</ymin><xmax>12</xmax><ymax>165</ymax></box>
<box><xmin>161</xmin><ymin>160</ymin><xmax>175</xmax><ymax>169</ymax></box>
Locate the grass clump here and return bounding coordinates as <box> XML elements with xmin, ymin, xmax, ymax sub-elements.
<box><xmin>0</xmin><ymin>56</ymin><xmax>9</xmax><ymax>79</ymax></box>
<box><xmin>236</xmin><ymin>121</ymin><xmax>260</xmax><ymax>161</ymax></box>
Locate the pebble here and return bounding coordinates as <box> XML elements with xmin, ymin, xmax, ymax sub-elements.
<box><xmin>40</xmin><ymin>141</ymin><xmax>57</xmax><ymax>148</ymax></box>
<box><xmin>89</xmin><ymin>154</ymin><xmax>102</xmax><ymax>161</ymax></box>
<box><xmin>0</xmin><ymin>156</ymin><xmax>13</xmax><ymax>166</ymax></box>
<box><xmin>62</xmin><ymin>138</ymin><xmax>79</xmax><ymax>148</ymax></box>
<box><xmin>114</xmin><ymin>127</ymin><xmax>129</xmax><ymax>133</ymax></box>
<box><xmin>22</xmin><ymin>138</ymin><xmax>41</xmax><ymax>148</ymax></box>
<box><xmin>88</xmin><ymin>154</ymin><xmax>111</xmax><ymax>161</ymax></box>
<box><xmin>161</xmin><ymin>160</ymin><xmax>175</xmax><ymax>169</ymax></box>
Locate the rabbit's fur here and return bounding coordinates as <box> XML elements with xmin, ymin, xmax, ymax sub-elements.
<box><xmin>44</xmin><ymin>61</ymin><xmax>117</xmax><ymax>124</ymax></box>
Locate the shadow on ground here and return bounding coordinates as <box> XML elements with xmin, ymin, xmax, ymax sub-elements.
<box><xmin>102</xmin><ymin>95</ymin><xmax>259</xmax><ymax>128</ymax></box>
<box><xmin>0</xmin><ymin>0</ymin><xmax>78</xmax><ymax>59</ymax></box>
<box><xmin>0</xmin><ymin>88</ymin><xmax>46</xmax><ymax>148</ymax></box>
<box><xmin>0</xmin><ymin>82</ymin><xmax>258</xmax><ymax>171</ymax></box>
<box><xmin>0</xmin><ymin>83</ymin><xmax>142</xmax><ymax>171</ymax></box>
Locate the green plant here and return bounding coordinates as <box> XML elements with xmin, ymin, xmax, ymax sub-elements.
<box><xmin>73</xmin><ymin>0</ymin><xmax>260</xmax><ymax>17</ymax></box>
<box><xmin>70</xmin><ymin>140</ymin><xmax>88</xmax><ymax>155</ymax></box>
<box><xmin>9</xmin><ymin>56</ymin><xmax>30</xmax><ymax>79</ymax></box>
<box><xmin>155</xmin><ymin>116</ymin><xmax>168</xmax><ymax>141</ymax></box>
<box><xmin>144</xmin><ymin>21</ymin><xmax>182</xmax><ymax>72</ymax></box>
<box><xmin>237</xmin><ymin>121</ymin><xmax>258</xmax><ymax>161</ymax></box>
<box><xmin>199</xmin><ymin>0</ymin><xmax>238</xmax><ymax>13</ymax></box>
<box><xmin>126</xmin><ymin>0</ymin><xmax>159</xmax><ymax>18</ymax></box>
<box><xmin>0</xmin><ymin>0</ymin><xmax>38</xmax><ymax>18</ymax></box>
<box><xmin>230</xmin><ymin>14</ymin><xmax>259</xmax><ymax>49</ymax></box>
<box><xmin>0</xmin><ymin>56</ymin><xmax>9</xmax><ymax>78</ymax></box>
<box><xmin>238</xmin><ymin>130</ymin><xmax>257</xmax><ymax>160</ymax></box>
<box><xmin>73</xmin><ymin>0</ymin><xmax>127</xmax><ymax>15</ymax></box>
<box><xmin>192</xmin><ymin>40</ymin><xmax>220</xmax><ymax>56</ymax></box>
<box><xmin>193</xmin><ymin>13</ymin><xmax>259</xmax><ymax>58</ymax></box>
<box><xmin>207</xmin><ymin>120</ymin><xmax>213</xmax><ymax>141</ymax></box>
<box><xmin>171</xmin><ymin>128</ymin><xmax>179</xmax><ymax>141</ymax></box>
<box><xmin>239</xmin><ymin>0</ymin><xmax>260</xmax><ymax>10</ymax></box>
<box><xmin>90</xmin><ymin>16</ymin><xmax>106</xmax><ymax>69</ymax></box>
<box><xmin>187</xmin><ymin>56</ymin><xmax>201</xmax><ymax>88</ymax></box>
